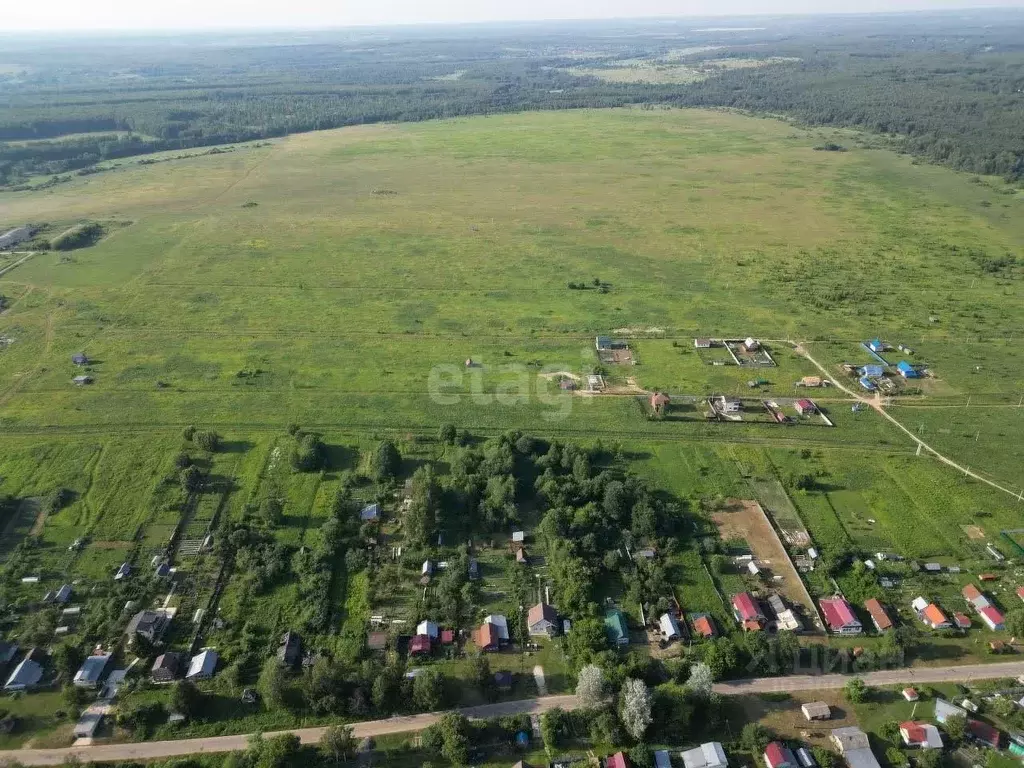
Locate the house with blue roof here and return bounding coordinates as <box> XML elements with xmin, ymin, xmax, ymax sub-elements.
<box><xmin>897</xmin><ymin>361</ymin><xmax>919</xmax><ymax>379</ymax></box>
<box><xmin>860</xmin><ymin>365</ymin><xmax>885</xmax><ymax>379</ymax></box>
<box><xmin>868</xmin><ymin>340</ymin><xmax>885</xmax><ymax>353</ymax></box>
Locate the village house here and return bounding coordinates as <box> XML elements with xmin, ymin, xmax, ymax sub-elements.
<box><xmin>830</xmin><ymin>727</ymin><xmax>881</xmax><ymax>768</ymax></box>
<box><xmin>409</xmin><ymin>634</ymin><xmax>432</xmax><ymax>656</ymax></box>
<box><xmin>979</xmin><ymin>605</ymin><xmax>1005</xmax><ymax>631</ymax></box>
<box><xmin>820</xmin><ymin>597</ymin><xmax>861</xmax><ymax>635</ymax></box>
<box><xmin>694</xmin><ymin>339</ymin><xmax>713</xmax><ymax>349</ymax></box>
<box><xmin>278</xmin><ymin>631</ymin><xmax>302</xmax><ymax>667</ymax></box>
<box><xmin>763</xmin><ymin>742</ymin><xmax>796</xmax><ymax>768</ymax></box>
<box><xmin>360</xmin><ymin>503</ymin><xmax>380</xmax><ymax>521</ymax></box>
<box><xmin>5</xmin><ymin>649</ymin><xmax>45</xmax><ymax>691</ymax></box>
<box><xmin>605</xmin><ymin>608</ymin><xmax>629</xmax><ymax>645</ymax></box>
<box><xmin>900</xmin><ymin>722</ymin><xmax>943</xmax><ymax>749</ymax></box>
<box><xmin>416</xmin><ymin>620</ymin><xmax>440</xmax><ymax>640</ymax></box>
<box><xmin>794</xmin><ymin>399</ymin><xmax>817</xmax><ymax>416</ymax></box>
<box><xmin>897</xmin><ymin>361</ymin><xmax>919</xmax><ymax>379</ymax></box>
<box><xmin>151</xmin><ymin>652</ymin><xmax>183</xmax><ymax>683</ymax></box>
<box><xmin>475</xmin><ymin>622</ymin><xmax>499</xmax><ymax>652</ymax></box>
<box><xmin>692</xmin><ymin>614</ymin><xmax>716</xmax><ymax>639</ymax></box>
<box><xmin>864</xmin><ymin>599</ymin><xmax>892</xmax><ymax>632</ymax></box>
<box><xmin>187</xmin><ymin>649</ymin><xmax>218</xmax><ymax>681</ymax></box>
<box><xmin>73</xmin><ymin>654</ymin><xmax>110</xmax><ymax>689</ymax></box>
<box><xmin>483</xmin><ymin>614</ymin><xmax>509</xmax><ymax>642</ymax></box>
<box><xmin>126</xmin><ymin>609</ymin><xmax>169</xmax><ymax>643</ymax></box>
<box><xmin>527</xmin><ymin>603</ymin><xmax>559</xmax><ymax>637</ymax></box>
<box><xmin>732</xmin><ymin>592</ymin><xmax>764</xmax><ymax>630</ymax></box>
<box><xmin>681</xmin><ymin>742</ymin><xmax>728</xmax><ymax>768</ymax></box>
<box><xmin>659</xmin><ymin>613</ymin><xmax>681</xmax><ymax>641</ymax></box>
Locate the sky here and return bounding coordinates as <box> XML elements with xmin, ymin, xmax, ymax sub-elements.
<box><xmin>4</xmin><ymin>0</ymin><xmax>1023</xmax><ymax>31</ymax></box>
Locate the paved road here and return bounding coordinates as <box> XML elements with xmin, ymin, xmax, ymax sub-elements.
<box><xmin>7</xmin><ymin>663</ymin><xmax>1024</xmax><ymax>766</ymax></box>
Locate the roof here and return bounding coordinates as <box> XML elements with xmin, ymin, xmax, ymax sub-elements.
<box><xmin>953</xmin><ymin>613</ymin><xmax>972</xmax><ymax>628</ymax></box>
<box><xmin>832</xmin><ymin>727</ymin><xmax>871</xmax><ymax>752</ymax></box>
<box><xmin>922</xmin><ymin>604</ymin><xmax>948</xmax><ymax>626</ymax></box>
<box><xmin>494</xmin><ymin>671</ymin><xmax>513</xmax><ymax>687</ymax></box>
<box><xmin>5</xmin><ymin>654</ymin><xmax>43</xmax><ymax>689</ymax></box>
<box><xmin>864</xmin><ymin>599</ymin><xmax>892</xmax><ymax>630</ymax></box>
<box><xmin>440</xmin><ymin>629</ymin><xmax>455</xmax><ymax>644</ymax></box>
<box><xmin>802</xmin><ymin>701</ymin><xmax>831</xmax><ymax>719</ymax></box>
<box><xmin>659</xmin><ymin>613</ymin><xmax>681</xmax><ymax>637</ymax></box>
<box><xmin>980</xmin><ymin>605</ymin><xmax>1004</xmax><ymax>627</ymax></box>
<box><xmin>416</xmin><ymin>620</ymin><xmax>439</xmax><ymax>638</ymax></box>
<box><xmin>152</xmin><ymin>652</ymin><xmax>181</xmax><ymax>672</ymax></box>
<box><xmin>732</xmin><ymin>592</ymin><xmax>761</xmax><ymax>621</ymax></box>
<box><xmin>187</xmin><ymin>649</ymin><xmax>218</xmax><ymax>678</ymax></box>
<box><xmin>820</xmin><ymin>597</ymin><xmax>859</xmax><ymax>630</ymax></box>
<box><xmin>903</xmin><ymin>688</ymin><xmax>919</xmax><ymax>701</ymax></box>
<box><xmin>900</xmin><ymin>723</ymin><xmax>927</xmax><ymax>745</ymax></box>
<box><xmin>410</xmin><ymin>634</ymin><xmax>432</xmax><ymax>653</ymax></box>
<box><xmin>528</xmin><ymin>603</ymin><xmax>557</xmax><ymax>627</ymax></box>
<box><xmin>55</xmin><ymin>584</ymin><xmax>72</xmax><ymax>603</ymax></box>
<box><xmin>968</xmin><ymin>719</ymin><xmax>1000</xmax><ymax>748</ymax></box>
<box><xmin>693</xmin><ymin>615</ymin><xmax>716</xmax><ymax>638</ymax></box>
<box><xmin>360</xmin><ymin>503</ymin><xmax>380</xmax><ymax>521</ymax></box>
<box><xmin>962</xmin><ymin>584</ymin><xmax>983</xmax><ymax>602</ymax></box>
<box><xmin>861</xmin><ymin>365</ymin><xmax>884</xmax><ymax>378</ymax></box>
<box><xmin>897</xmin><ymin>361</ymin><xmax>913</xmax><ymax>371</ymax></box>
<box><xmin>604</xmin><ymin>609</ymin><xmax>628</xmax><ymax>642</ymax></box>
<box><xmin>934</xmin><ymin>699</ymin><xmax>967</xmax><ymax>724</ymax></box>
<box><xmin>655</xmin><ymin>751</ymin><xmax>672</xmax><ymax>768</ymax></box>
<box><xmin>607</xmin><ymin>752</ymin><xmax>630</xmax><ymax>768</ymax></box>
<box><xmin>795</xmin><ymin>399</ymin><xmax>815</xmax><ymax>411</ymax></box>
<box><xmin>651</xmin><ymin>392</ymin><xmax>671</xmax><ymax>407</ymax></box>
<box><xmin>764</xmin><ymin>742</ymin><xmax>794</xmax><ymax>768</ymax></box>
<box><xmin>74</xmin><ymin>654</ymin><xmax>110</xmax><ymax>685</ymax></box>
<box><xmin>681</xmin><ymin>742</ymin><xmax>728</xmax><ymax>768</ymax></box>
<box><xmin>484</xmin><ymin>614</ymin><xmax>509</xmax><ymax>640</ymax></box>
<box><xmin>476</xmin><ymin>622</ymin><xmax>499</xmax><ymax>649</ymax></box>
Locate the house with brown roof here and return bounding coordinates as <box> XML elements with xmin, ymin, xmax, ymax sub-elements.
<box><xmin>864</xmin><ymin>599</ymin><xmax>892</xmax><ymax>632</ymax></box>
<box><xmin>692</xmin><ymin>614</ymin><xmax>716</xmax><ymax>639</ymax></box>
<box><xmin>151</xmin><ymin>652</ymin><xmax>183</xmax><ymax>683</ymax></box>
<box><xmin>921</xmin><ymin>603</ymin><xmax>951</xmax><ymax>629</ymax></box>
<box><xmin>527</xmin><ymin>603</ymin><xmax>559</xmax><ymax>637</ymax></box>
<box><xmin>475</xmin><ymin>622</ymin><xmax>499</xmax><ymax>652</ymax></box>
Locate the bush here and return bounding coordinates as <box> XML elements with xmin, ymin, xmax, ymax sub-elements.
<box><xmin>194</xmin><ymin>430</ymin><xmax>220</xmax><ymax>452</ymax></box>
<box><xmin>52</xmin><ymin>221</ymin><xmax>103</xmax><ymax>251</ymax></box>
<box><xmin>291</xmin><ymin>433</ymin><xmax>324</xmax><ymax>472</ymax></box>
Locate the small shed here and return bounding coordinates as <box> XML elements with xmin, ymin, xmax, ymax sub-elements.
<box><xmin>694</xmin><ymin>339</ymin><xmax>712</xmax><ymax>349</ymax></box>
<box><xmin>794</xmin><ymin>399</ymin><xmax>817</xmax><ymax>416</ymax></box>
<box><xmin>71</xmin><ymin>353</ymin><xmax>89</xmax><ymax>366</ymax></box>
<box><xmin>72</xmin><ymin>375</ymin><xmax>93</xmax><ymax>386</ymax></box>
<box><xmin>802</xmin><ymin>701</ymin><xmax>832</xmax><ymax>721</ymax></box>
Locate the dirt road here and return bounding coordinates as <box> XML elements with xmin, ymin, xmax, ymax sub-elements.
<box><xmin>7</xmin><ymin>663</ymin><xmax>1024</xmax><ymax>765</ymax></box>
<box><xmin>793</xmin><ymin>344</ymin><xmax>1022</xmax><ymax>499</ymax></box>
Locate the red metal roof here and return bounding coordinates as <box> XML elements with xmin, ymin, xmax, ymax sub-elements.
<box><xmin>954</xmin><ymin>613</ymin><xmax>972</xmax><ymax>628</ymax></box>
<box><xmin>795</xmin><ymin>399</ymin><xmax>815</xmax><ymax>410</ymax></box>
<box><xmin>1017</xmin><ymin>586</ymin><xmax>1024</xmax><ymax>601</ymax></box>
<box><xmin>440</xmin><ymin>629</ymin><xmax>455</xmax><ymax>644</ymax></box>
<box><xmin>607</xmin><ymin>752</ymin><xmax>630</xmax><ymax>768</ymax></box>
<box><xmin>733</xmin><ymin>592</ymin><xmax>761</xmax><ymax>621</ymax></box>
<box><xmin>980</xmin><ymin>605</ymin><xmax>1004</xmax><ymax>626</ymax></box>
<box><xmin>922</xmin><ymin>603</ymin><xmax>948</xmax><ymax>627</ymax></box>
<box><xmin>962</xmin><ymin>584</ymin><xmax>983</xmax><ymax>601</ymax></box>
<box><xmin>410</xmin><ymin>634</ymin><xmax>431</xmax><ymax>654</ymax></box>
<box><xmin>764</xmin><ymin>742</ymin><xmax>793</xmax><ymax>768</ymax></box>
<box><xmin>820</xmin><ymin>597</ymin><xmax>858</xmax><ymax>630</ymax></box>
<box><xmin>968</xmin><ymin>719</ymin><xmax>1000</xmax><ymax>748</ymax></box>
<box><xmin>901</xmin><ymin>722</ymin><xmax>927</xmax><ymax>745</ymax></box>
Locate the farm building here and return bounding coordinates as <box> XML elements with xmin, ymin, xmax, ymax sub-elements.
<box><xmin>421</xmin><ymin>560</ymin><xmax>434</xmax><ymax>576</ymax></box>
<box><xmin>860</xmin><ymin>365</ymin><xmax>885</xmax><ymax>379</ymax></box>
<box><xmin>897</xmin><ymin>361</ymin><xmax>919</xmax><ymax>378</ymax></box>
<box><xmin>794</xmin><ymin>399</ymin><xmax>817</xmax><ymax>416</ymax></box>
<box><xmin>605</xmin><ymin>609</ymin><xmax>629</xmax><ymax>645</ymax></box>
<box><xmin>979</xmin><ymin>606</ymin><xmax>1005</xmax><ymax>631</ymax></box>
<box><xmin>867</xmin><ymin>340</ymin><xmax>885</xmax><ymax>353</ymax></box>
<box><xmin>820</xmin><ymin>598</ymin><xmax>862</xmax><ymax>635</ymax></box>
<box><xmin>528</xmin><ymin>603</ymin><xmax>559</xmax><ymax>637</ymax></box>
<box><xmin>515</xmin><ymin>547</ymin><xmax>527</xmax><ymax>564</ymax></box>
<box><xmin>73</xmin><ymin>654</ymin><xmax>110</xmax><ymax>688</ymax></box>
<box><xmin>920</xmin><ymin>603</ymin><xmax>951</xmax><ymax>629</ymax></box>
<box><xmin>595</xmin><ymin>336</ymin><xmax>627</xmax><ymax>351</ymax></box>
<box><xmin>744</xmin><ymin>337</ymin><xmax>761</xmax><ymax>351</ymax></box>
<box><xmin>802</xmin><ymin>702</ymin><xmax>831</xmax><ymax>721</ymax></box>
<box><xmin>409</xmin><ymin>634</ymin><xmax>431</xmax><ymax>656</ymax></box>
<box><xmin>799</xmin><ymin>376</ymin><xmax>823</xmax><ymax>387</ymax></box>
<box><xmin>900</xmin><ymin>722</ymin><xmax>943</xmax><ymax>749</ymax></box>
<box><xmin>830</xmin><ymin>727</ymin><xmax>881</xmax><ymax>768</ymax></box>
<box><xmin>681</xmin><ymin>742</ymin><xmax>728</xmax><ymax>768</ymax></box>
<box><xmin>655</xmin><ymin>751</ymin><xmax>672</xmax><ymax>768</ymax></box>
<box><xmin>694</xmin><ymin>339</ymin><xmax>713</xmax><ymax>349</ymax></box>
<box><xmin>768</xmin><ymin>594</ymin><xmax>801</xmax><ymax>632</ymax></box>
<box><xmin>512</xmin><ymin>530</ymin><xmax>525</xmax><ymax>543</ymax></box>
<box><xmin>715</xmin><ymin>396</ymin><xmax>742</xmax><ymax>414</ymax></box>
<box><xmin>659</xmin><ymin>613</ymin><xmax>681</xmax><ymax>640</ymax></box>
<box><xmin>187</xmin><ymin>649</ymin><xmax>218</xmax><ymax>681</ymax></box>
<box><xmin>475</xmin><ymin>622</ymin><xmax>499</xmax><ymax>652</ymax></box>
<box><xmin>151</xmin><ymin>653</ymin><xmax>183</xmax><ymax>683</ymax></box>
<box><xmin>864</xmin><ymin>599</ymin><xmax>892</xmax><ymax>632</ymax></box>
<box><xmin>650</xmin><ymin>392</ymin><xmax>670</xmax><ymax>414</ymax></box>
<box><xmin>692</xmin><ymin>614</ymin><xmax>716</xmax><ymax>639</ymax></box>
<box><xmin>763</xmin><ymin>742</ymin><xmax>796</xmax><ymax>768</ymax></box>
<box><xmin>484</xmin><ymin>614</ymin><xmax>509</xmax><ymax>641</ymax></box>
<box><xmin>360</xmin><ymin>503</ymin><xmax>380</xmax><ymax>521</ymax></box>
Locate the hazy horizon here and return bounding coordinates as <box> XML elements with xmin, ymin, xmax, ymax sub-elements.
<box><xmin>4</xmin><ymin>0</ymin><xmax>1023</xmax><ymax>32</ymax></box>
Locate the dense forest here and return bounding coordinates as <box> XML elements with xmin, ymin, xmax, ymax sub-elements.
<box><xmin>1</xmin><ymin>10</ymin><xmax>1023</xmax><ymax>186</ymax></box>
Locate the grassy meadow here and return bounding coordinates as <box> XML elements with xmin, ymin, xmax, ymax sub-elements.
<box><xmin>1</xmin><ymin>108</ymin><xmax>1023</xmax><ymax>745</ymax></box>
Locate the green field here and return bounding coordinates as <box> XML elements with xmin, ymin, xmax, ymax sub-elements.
<box><xmin>2</xmin><ymin>107</ymin><xmax>1024</xmax><ymax>748</ymax></box>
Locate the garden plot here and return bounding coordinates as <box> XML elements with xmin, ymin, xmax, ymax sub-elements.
<box><xmin>712</xmin><ymin>499</ymin><xmax>821</xmax><ymax>632</ymax></box>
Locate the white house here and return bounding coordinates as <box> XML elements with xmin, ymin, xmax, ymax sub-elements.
<box><xmin>659</xmin><ymin>613</ymin><xmax>681</xmax><ymax>641</ymax></box>
<box><xmin>681</xmin><ymin>743</ymin><xmax>728</xmax><ymax>768</ymax></box>
<box><xmin>186</xmin><ymin>649</ymin><xmax>219</xmax><ymax>681</ymax></box>
<box><xmin>416</xmin><ymin>620</ymin><xmax>440</xmax><ymax>640</ymax></box>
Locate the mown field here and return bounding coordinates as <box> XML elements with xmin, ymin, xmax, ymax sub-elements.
<box><xmin>1</xmin><ymin>107</ymin><xmax>1023</xmax><ymax>746</ymax></box>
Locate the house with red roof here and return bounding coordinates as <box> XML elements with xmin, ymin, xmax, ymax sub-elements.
<box><xmin>764</xmin><ymin>742</ymin><xmax>796</xmax><ymax>768</ymax></box>
<box><xmin>440</xmin><ymin>629</ymin><xmax>455</xmax><ymax>645</ymax></box>
<box><xmin>475</xmin><ymin>622</ymin><xmax>499</xmax><ymax>652</ymax></box>
<box><xmin>967</xmin><ymin>719</ymin><xmax>1000</xmax><ymax>749</ymax></box>
<box><xmin>953</xmin><ymin>613</ymin><xmax>972</xmax><ymax>629</ymax></box>
<box><xmin>606</xmin><ymin>751</ymin><xmax>631</xmax><ymax>768</ymax></box>
<box><xmin>979</xmin><ymin>605</ymin><xmax>1005</xmax><ymax>631</ymax></box>
<box><xmin>692</xmin><ymin>614</ymin><xmax>716</xmax><ymax>639</ymax></box>
<box><xmin>1016</xmin><ymin>586</ymin><xmax>1024</xmax><ymax>604</ymax></box>
<box><xmin>794</xmin><ymin>399</ymin><xmax>817</xmax><ymax>416</ymax></box>
<box><xmin>820</xmin><ymin>597</ymin><xmax>862</xmax><ymax>635</ymax></box>
<box><xmin>409</xmin><ymin>634</ymin><xmax>432</xmax><ymax>656</ymax></box>
<box><xmin>921</xmin><ymin>603</ymin><xmax>950</xmax><ymax>629</ymax></box>
<box><xmin>900</xmin><ymin>722</ymin><xmax>943</xmax><ymax>749</ymax></box>
<box><xmin>732</xmin><ymin>593</ymin><xmax>764</xmax><ymax>629</ymax></box>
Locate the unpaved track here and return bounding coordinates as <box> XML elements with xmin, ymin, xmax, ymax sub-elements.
<box><xmin>793</xmin><ymin>343</ymin><xmax>1022</xmax><ymax>499</ymax></box>
<box><xmin>7</xmin><ymin>663</ymin><xmax>1024</xmax><ymax>765</ymax></box>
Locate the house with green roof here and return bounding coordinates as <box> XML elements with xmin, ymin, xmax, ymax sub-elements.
<box><xmin>605</xmin><ymin>608</ymin><xmax>629</xmax><ymax>646</ymax></box>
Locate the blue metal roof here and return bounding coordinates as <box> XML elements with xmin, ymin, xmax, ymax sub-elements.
<box><xmin>859</xmin><ymin>377</ymin><xmax>877</xmax><ymax>391</ymax></box>
<box><xmin>861</xmin><ymin>365</ymin><xmax>884</xmax><ymax>378</ymax></box>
